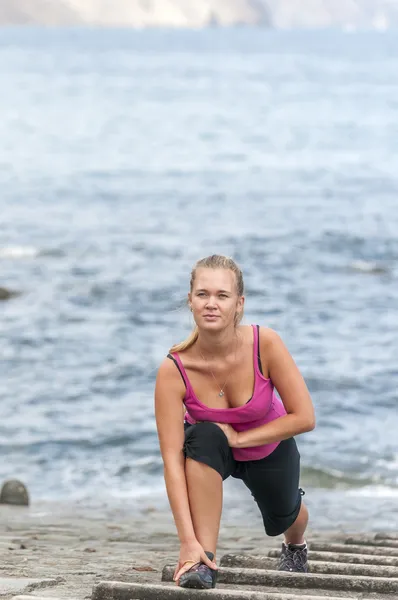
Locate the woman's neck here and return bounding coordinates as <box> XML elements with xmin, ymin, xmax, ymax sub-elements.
<box><xmin>196</xmin><ymin>327</ymin><xmax>241</xmax><ymax>359</ymax></box>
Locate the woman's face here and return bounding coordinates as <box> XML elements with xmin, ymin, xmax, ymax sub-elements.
<box><xmin>189</xmin><ymin>268</ymin><xmax>244</xmax><ymax>331</ymax></box>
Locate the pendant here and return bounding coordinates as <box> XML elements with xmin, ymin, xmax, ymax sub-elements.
<box><xmin>219</xmin><ymin>391</ymin><xmax>224</xmax><ymax>397</ymax></box>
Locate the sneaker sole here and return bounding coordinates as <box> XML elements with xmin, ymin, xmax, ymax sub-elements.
<box><xmin>277</xmin><ymin>567</ymin><xmax>310</xmax><ymax>573</ymax></box>
<box><xmin>179</xmin><ymin>573</ymin><xmax>213</xmax><ymax>589</ymax></box>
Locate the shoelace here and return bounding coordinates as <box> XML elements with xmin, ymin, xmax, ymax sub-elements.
<box><xmin>281</xmin><ymin>546</ymin><xmax>308</xmax><ymax>572</ymax></box>
<box><xmin>193</xmin><ymin>563</ymin><xmax>213</xmax><ymax>580</ymax></box>
<box><xmin>180</xmin><ymin>561</ymin><xmax>213</xmax><ymax>582</ymax></box>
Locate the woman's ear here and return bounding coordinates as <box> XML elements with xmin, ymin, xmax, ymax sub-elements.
<box><xmin>187</xmin><ymin>292</ymin><xmax>192</xmax><ymax>310</ymax></box>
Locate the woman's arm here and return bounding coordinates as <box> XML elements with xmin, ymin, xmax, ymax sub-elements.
<box><xmin>217</xmin><ymin>328</ymin><xmax>315</xmax><ymax>448</ymax></box>
<box><xmin>154</xmin><ymin>358</ymin><xmax>196</xmax><ymax>543</ymax></box>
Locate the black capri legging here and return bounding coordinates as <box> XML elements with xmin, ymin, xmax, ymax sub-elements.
<box><xmin>183</xmin><ymin>421</ymin><xmax>304</xmax><ymax>537</ymax></box>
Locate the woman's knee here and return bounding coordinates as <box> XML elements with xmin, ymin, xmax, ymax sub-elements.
<box><xmin>184</xmin><ymin>421</ymin><xmax>229</xmax><ymax>453</ymax></box>
<box><xmin>183</xmin><ymin>422</ymin><xmax>232</xmax><ymax>478</ymax></box>
<box><xmin>261</xmin><ymin>494</ymin><xmax>305</xmax><ymax>537</ymax></box>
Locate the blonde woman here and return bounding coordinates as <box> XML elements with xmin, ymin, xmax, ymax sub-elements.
<box><xmin>155</xmin><ymin>255</ymin><xmax>315</xmax><ymax>589</ymax></box>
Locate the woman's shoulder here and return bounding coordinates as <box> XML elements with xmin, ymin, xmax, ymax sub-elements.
<box><xmin>257</xmin><ymin>326</ymin><xmax>285</xmax><ymax>349</ymax></box>
<box><xmin>237</xmin><ymin>324</ymin><xmax>281</xmax><ymax>356</ymax></box>
<box><xmin>156</xmin><ymin>355</ymin><xmax>184</xmax><ymax>382</ymax></box>
<box><xmin>257</xmin><ymin>325</ymin><xmax>279</xmax><ymax>338</ymax></box>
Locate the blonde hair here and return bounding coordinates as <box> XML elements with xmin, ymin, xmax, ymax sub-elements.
<box><xmin>169</xmin><ymin>255</ymin><xmax>244</xmax><ymax>354</ymax></box>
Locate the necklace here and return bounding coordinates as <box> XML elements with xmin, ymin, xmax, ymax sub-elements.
<box><xmin>198</xmin><ymin>337</ymin><xmax>238</xmax><ymax>398</ymax></box>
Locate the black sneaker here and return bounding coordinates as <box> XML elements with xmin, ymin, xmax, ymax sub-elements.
<box><xmin>179</xmin><ymin>551</ymin><xmax>218</xmax><ymax>589</ymax></box>
<box><xmin>277</xmin><ymin>542</ymin><xmax>309</xmax><ymax>573</ymax></box>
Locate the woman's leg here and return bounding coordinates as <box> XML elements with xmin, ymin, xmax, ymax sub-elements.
<box><xmin>185</xmin><ymin>459</ymin><xmax>222</xmax><ymax>555</ymax></box>
<box><xmin>284</xmin><ymin>501</ymin><xmax>309</xmax><ymax>545</ymax></box>
<box><xmin>183</xmin><ymin>422</ymin><xmax>235</xmax><ymax>556</ymax></box>
<box><xmin>239</xmin><ymin>438</ymin><xmax>304</xmax><ymax>538</ymax></box>
<box><xmin>238</xmin><ymin>438</ymin><xmax>309</xmax><ymax>572</ymax></box>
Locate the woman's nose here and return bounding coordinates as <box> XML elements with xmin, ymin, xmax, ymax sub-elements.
<box><xmin>205</xmin><ymin>297</ymin><xmax>217</xmax><ymax>307</ymax></box>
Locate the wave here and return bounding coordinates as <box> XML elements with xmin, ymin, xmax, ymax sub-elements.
<box><xmin>0</xmin><ymin>245</ymin><xmax>64</xmax><ymax>259</ymax></box>
<box><xmin>346</xmin><ymin>485</ymin><xmax>398</xmax><ymax>498</ymax></box>
<box><xmin>348</xmin><ymin>260</ymin><xmax>390</xmax><ymax>275</ymax></box>
<box><xmin>0</xmin><ymin>431</ymin><xmax>159</xmax><ymax>452</ymax></box>
<box><xmin>300</xmin><ymin>465</ymin><xmax>396</xmax><ymax>490</ymax></box>
<box><xmin>0</xmin><ymin>245</ymin><xmax>39</xmax><ymax>259</ymax></box>
<box><xmin>317</xmin><ymin>230</ymin><xmax>398</xmax><ymax>267</ymax></box>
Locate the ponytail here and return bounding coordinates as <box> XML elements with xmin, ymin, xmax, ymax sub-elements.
<box><xmin>169</xmin><ymin>325</ymin><xmax>199</xmax><ymax>354</ymax></box>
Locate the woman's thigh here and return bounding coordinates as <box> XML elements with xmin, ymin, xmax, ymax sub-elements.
<box><xmin>236</xmin><ymin>438</ymin><xmax>304</xmax><ymax>536</ymax></box>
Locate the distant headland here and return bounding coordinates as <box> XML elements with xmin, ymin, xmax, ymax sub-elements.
<box><xmin>0</xmin><ymin>0</ymin><xmax>396</xmax><ymax>30</ymax></box>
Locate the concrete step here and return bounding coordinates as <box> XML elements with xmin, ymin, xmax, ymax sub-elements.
<box><xmin>92</xmin><ymin>581</ymin><xmax>357</xmax><ymax>600</ymax></box>
<box><xmin>310</xmin><ymin>542</ymin><xmax>398</xmax><ymax>557</ymax></box>
<box><xmin>13</xmin><ymin>597</ymin><xmax>77</xmax><ymax>600</ymax></box>
<box><xmin>344</xmin><ymin>536</ymin><xmax>398</xmax><ymax>548</ymax></box>
<box><xmin>268</xmin><ymin>549</ymin><xmax>398</xmax><ymax>566</ymax></box>
<box><xmin>220</xmin><ymin>553</ymin><xmax>398</xmax><ymax>578</ymax></box>
<box><xmin>161</xmin><ymin>565</ymin><xmax>398</xmax><ymax>594</ymax></box>
<box><xmin>375</xmin><ymin>533</ymin><xmax>398</xmax><ymax>541</ymax></box>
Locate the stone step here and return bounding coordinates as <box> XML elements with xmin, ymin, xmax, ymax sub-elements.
<box><xmin>13</xmin><ymin>597</ymin><xmax>76</xmax><ymax>600</ymax></box>
<box><xmin>268</xmin><ymin>549</ymin><xmax>398</xmax><ymax>566</ymax></box>
<box><xmin>161</xmin><ymin>565</ymin><xmax>398</xmax><ymax>594</ymax></box>
<box><xmin>344</xmin><ymin>537</ymin><xmax>398</xmax><ymax>549</ymax></box>
<box><xmin>375</xmin><ymin>533</ymin><xmax>398</xmax><ymax>541</ymax></box>
<box><xmin>310</xmin><ymin>542</ymin><xmax>398</xmax><ymax>557</ymax></box>
<box><xmin>92</xmin><ymin>581</ymin><xmax>355</xmax><ymax>600</ymax></box>
<box><xmin>220</xmin><ymin>553</ymin><xmax>398</xmax><ymax>578</ymax></box>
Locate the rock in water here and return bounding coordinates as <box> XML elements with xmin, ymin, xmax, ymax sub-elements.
<box><xmin>0</xmin><ymin>287</ymin><xmax>21</xmax><ymax>300</ymax></box>
<box><xmin>0</xmin><ymin>480</ymin><xmax>30</xmax><ymax>506</ymax></box>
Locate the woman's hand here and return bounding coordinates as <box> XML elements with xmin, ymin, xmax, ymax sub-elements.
<box><xmin>173</xmin><ymin>539</ymin><xmax>217</xmax><ymax>585</ymax></box>
<box><xmin>213</xmin><ymin>422</ymin><xmax>240</xmax><ymax>447</ymax></box>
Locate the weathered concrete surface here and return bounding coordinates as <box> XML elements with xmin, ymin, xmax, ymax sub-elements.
<box><xmin>1</xmin><ymin>503</ymin><xmax>397</xmax><ymax>600</ymax></box>
<box><xmin>0</xmin><ymin>503</ymin><xmax>295</xmax><ymax>600</ymax></box>
<box><xmin>268</xmin><ymin>549</ymin><xmax>398</xmax><ymax>566</ymax></box>
<box><xmin>220</xmin><ymin>554</ymin><xmax>398</xmax><ymax>577</ymax></box>
<box><xmin>92</xmin><ymin>581</ymin><xmax>356</xmax><ymax>600</ymax></box>
<box><xmin>162</xmin><ymin>564</ymin><xmax>398</xmax><ymax>594</ymax></box>
<box><xmin>0</xmin><ymin>577</ymin><xmax>58</xmax><ymax>595</ymax></box>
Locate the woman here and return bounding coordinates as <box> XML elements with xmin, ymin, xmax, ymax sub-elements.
<box><xmin>154</xmin><ymin>255</ymin><xmax>315</xmax><ymax>589</ymax></box>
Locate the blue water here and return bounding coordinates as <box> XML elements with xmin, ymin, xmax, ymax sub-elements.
<box><xmin>1</xmin><ymin>28</ymin><xmax>397</xmax><ymax>531</ymax></box>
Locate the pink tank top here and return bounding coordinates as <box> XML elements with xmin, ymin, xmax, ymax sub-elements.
<box><xmin>171</xmin><ymin>324</ymin><xmax>287</xmax><ymax>461</ymax></box>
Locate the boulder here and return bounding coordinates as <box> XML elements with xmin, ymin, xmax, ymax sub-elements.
<box><xmin>0</xmin><ymin>480</ymin><xmax>30</xmax><ymax>506</ymax></box>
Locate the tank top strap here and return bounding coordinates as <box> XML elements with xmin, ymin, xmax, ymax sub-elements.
<box><xmin>170</xmin><ymin>352</ymin><xmax>191</xmax><ymax>389</ymax></box>
<box><xmin>251</xmin><ymin>324</ymin><xmax>263</xmax><ymax>376</ymax></box>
